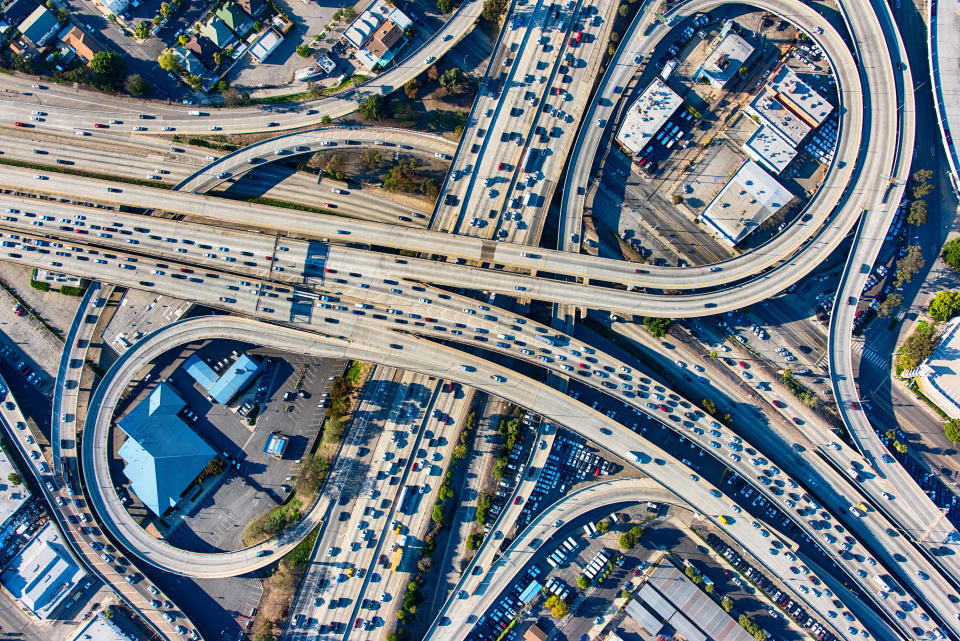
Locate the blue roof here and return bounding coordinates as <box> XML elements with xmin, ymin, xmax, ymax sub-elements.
<box><xmin>117</xmin><ymin>383</ymin><xmax>214</xmax><ymax>516</ymax></box>
<box><xmin>184</xmin><ymin>353</ymin><xmax>261</xmax><ymax>405</ymax></box>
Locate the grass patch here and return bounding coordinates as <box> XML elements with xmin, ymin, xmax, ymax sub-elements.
<box><xmin>248</xmin><ymin>75</ymin><xmax>370</xmax><ymax>105</ymax></box>
<box><xmin>236</xmin><ymin>195</ymin><xmax>354</xmax><ymax>218</ymax></box>
<box><xmin>0</xmin><ymin>157</ymin><xmax>174</xmax><ymax>189</ymax></box>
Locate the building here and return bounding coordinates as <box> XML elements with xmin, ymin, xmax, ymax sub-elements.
<box><xmin>92</xmin><ymin>0</ymin><xmax>128</xmax><ymax>16</ymax></box>
<box><xmin>215</xmin><ymin>2</ymin><xmax>253</xmax><ymax>38</ymax></box>
<box><xmin>69</xmin><ymin>612</ymin><xmax>133</xmax><ymax>641</ymax></box>
<box><xmin>625</xmin><ymin>560</ymin><xmax>753</xmax><ymax>641</ymax></box>
<box><xmin>700</xmin><ymin>160</ymin><xmax>793</xmax><ymax>246</ymax></box>
<box><xmin>342</xmin><ymin>0</ymin><xmax>410</xmax><ymax>71</ymax></box>
<box><xmin>742</xmin><ymin>124</ymin><xmax>796</xmax><ymax>175</ymax></box>
<box><xmin>116</xmin><ymin>383</ymin><xmax>215</xmax><ymax>517</ymax></box>
<box><xmin>249</xmin><ymin>27</ymin><xmax>283</xmax><ymax>63</ymax></box>
<box><xmin>183</xmin><ymin>353</ymin><xmax>262</xmax><ymax>405</ymax></box>
<box><xmin>905</xmin><ymin>317</ymin><xmax>960</xmax><ymax>418</ymax></box>
<box><xmin>2</xmin><ymin>0</ymin><xmax>39</xmax><ymax>27</ymax></box>
<box><xmin>59</xmin><ymin>25</ymin><xmax>103</xmax><ymax>62</ymax></box>
<box><xmin>235</xmin><ymin>0</ymin><xmax>264</xmax><ymax>17</ymax></box>
<box><xmin>746</xmin><ymin>64</ymin><xmax>833</xmax><ymax>145</ymax></box>
<box><xmin>523</xmin><ymin>624</ymin><xmax>548</xmax><ymax>641</ymax></box>
<box><xmin>185</xmin><ymin>35</ymin><xmax>218</xmax><ymax>69</ymax></box>
<box><xmin>1</xmin><ymin>522</ymin><xmax>88</xmax><ymax>619</ymax></box>
<box><xmin>171</xmin><ymin>46</ymin><xmax>208</xmax><ymax>75</ymax></box>
<box><xmin>698</xmin><ymin>32</ymin><xmax>754</xmax><ymax>89</ymax></box>
<box><xmin>615</xmin><ymin>78</ymin><xmax>682</xmax><ymax>157</ymax></box>
<box><xmin>0</xmin><ymin>445</ymin><xmax>29</xmax><ymax>530</ymax></box>
<box><xmin>18</xmin><ymin>5</ymin><xmax>58</xmax><ymax>46</ymax></box>
<box><xmin>32</xmin><ymin>268</ymin><xmax>83</xmax><ymax>288</ymax></box>
<box><xmin>200</xmin><ymin>17</ymin><xmax>235</xmax><ymax>49</ymax></box>
<box><xmin>263</xmin><ymin>432</ymin><xmax>288</xmax><ymax>458</ymax></box>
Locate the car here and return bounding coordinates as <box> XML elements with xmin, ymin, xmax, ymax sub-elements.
<box><xmin>424</xmin><ymin>56</ymin><xmax>436</xmax><ymax>64</ymax></box>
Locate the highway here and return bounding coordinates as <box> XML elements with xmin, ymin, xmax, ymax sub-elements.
<box><xmin>0</xmin><ymin>0</ymin><xmax>484</xmax><ymax>135</ymax></box>
<box><xmin>0</xmin><ymin>372</ymin><xmax>197</xmax><ymax>641</ymax></box>
<box><xmin>72</xmin><ymin>314</ymin><xmax>901</xmax><ymax>641</ymax></box>
<box><xmin>1</xmin><ymin>193</ymin><xmax>958</xmax><ymax>640</ymax></box>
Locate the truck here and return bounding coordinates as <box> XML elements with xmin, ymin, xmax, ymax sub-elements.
<box><xmin>535</xmin><ymin>335</ymin><xmax>555</xmax><ymax>346</ymax></box>
<box><xmin>390</xmin><ymin>549</ymin><xmax>403</xmax><ymax>571</ymax></box>
<box><xmin>521</xmin><ymin>148</ymin><xmax>541</xmax><ymax>173</ymax></box>
<box><xmin>396</xmin><ymin>486</ymin><xmax>416</xmax><ymax>515</ymax></box>
<box><xmin>873</xmin><ymin>574</ymin><xmax>892</xmax><ymax>593</ymax></box>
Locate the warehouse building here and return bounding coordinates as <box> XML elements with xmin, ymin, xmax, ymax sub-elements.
<box><xmin>746</xmin><ymin>64</ymin><xmax>833</xmax><ymax>146</ymax></box>
<box><xmin>0</xmin><ymin>445</ymin><xmax>29</xmax><ymax>530</ymax></box>
<box><xmin>700</xmin><ymin>160</ymin><xmax>792</xmax><ymax>246</ymax></box>
<box><xmin>615</xmin><ymin>78</ymin><xmax>682</xmax><ymax>157</ymax></box>
<box><xmin>698</xmin><ymin>32</ymin><xmax>754</xmax><ymax>89</ymax></box>
<box><xmin>742</xmin><ymin>124</ymin><xmax>797</xmax><ymax>175</ymax></box>
<box><xmin>1</xmin><ymin>522</ymin><xmax>88</xmax><ymax>619</ymax></box>
<box><xmin>117</xmin><ymin>383</ymin><xmax>215</xmax><ymax>517</ymax></box>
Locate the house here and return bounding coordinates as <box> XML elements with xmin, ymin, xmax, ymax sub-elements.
<box><xmin>185</xmin><ymin>35</ymin><xmax>218</xmax><ymax>69</ymax></box>
<box><xmin>60</xmin><ymin>25</ymin><xmax>102</xmax><ymax>62</ymax></box>
<box><xmin>200</xmin><ymin>17</ymin><xmax>235</xmax><ymax>49</ymax></box>
<box><xmin>1</xmin><ymin>0</ymin><xmax>39</xmax><ymax>27</ymax></box>
<box><xmin>342</xmin><ymin>0</ymin><xmax>410</xmax><ymax>71</ymax></box>
<box><xmin>215</xmin><ymin>2</ymin><xmax>253</xmax><ymax>37</ymax></box>
<box><xmin>93</xmin><ymin>0</ymin><xmax>129</xmax><ymax>16</ymax></box>
<box><xmin>236</xmin><ymin>0</ymin><xmax>264</xmax><ymax>17</ymax></box>
<box><xmin>248</xmin><ymin>27</ymin><xmax>283</xmax><ymax>63</ymax></box>
<box><xmin>172</xmin><ymin>46</ymin><xmax>208</xmax><ymax>76</ymax></box>
<box><xmin>18</xmin><ymin>5</ymin><xmax>58</xmax><ymax>47</ymax></box>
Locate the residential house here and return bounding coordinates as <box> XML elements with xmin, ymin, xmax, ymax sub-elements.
<box><xmin>215</xmin><ymin>2</ymin><xmax>252</xmax><ymax>38</ymax></box>
<box><xmin>1</xmin><ymin>0</ymin><xmax>38</xmax><ymax>26</ymax></box>
<box><xmin>172</xmin><ymin>46</ymin><xmax>208</xmax><ymax>76</ymax></box>
<box><xmin>60</xmin><ymin>25</ymin><xmax>103</xmax><ymax>62</ymax></box>
<box><xmin>18</xmin><ymin>5</ymin><xmax>58</xmax><ymax>47</ymax></box>
<box><xmin>185</xmin><ymin>35</ymin><xmax>218</xmax><ymax>69</ymax></box>
<box><xmin>200</xmin><ymin>17</ymin><xmax>235</xmax><ymax>49</ymax></box>
<box><xmin>236</xmin><ymin>0</ymin><xmax>264</xmax><ymax>17</ymax></box>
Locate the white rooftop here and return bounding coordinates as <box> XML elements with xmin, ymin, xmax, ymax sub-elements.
<box><xmin>700</xmin><ymin>160</ymin><xmax>793</xmax><ymax>246</ymax></box>
<box><xmin>615</xmin><ymin>78</ymin><xmax>682</xmax><ymax>157</ymax></box>
<box><xmin>766</xmin><ymin>64</ymin><xmax>833</xmax><ymax>126</ymax></box>
<box><xmin>748</xmin><ymin>86</ymin><xmax>812</xmax><ymax>145</ymax></box>
<box><xmin>342</xmin><ymin>0</ymin><xmax>409</xmax><ymax>50</ymax></box>
<box><xmin>701</xmin><ymin>32</ymin><xmax>754</xmax><ymax>87</ymax></box>
<box><xmin>1</xmin><ymin>522</ymin><xmax>87</xmax><ymax>619</ymax></box>
<box><xmin>0</xmin><ymin>445</ymin><xmax>29</xmax><ymax>530</ymax></box>
<box><xmin>70</xmin><ymin>613</ymin><xmax>138</xmax><ymax>641</ymax></box>
<box><xmin>742</xmin><ymin>124</ymin><xmax>797</xmax><ymax>174</ymax></box>
<box><xmin>916</xmin><ymin>317</ymin><xmax>960</xmax><ymax>419</ymax></box>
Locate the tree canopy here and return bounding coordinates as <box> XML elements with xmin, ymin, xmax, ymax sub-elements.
<box><xmin>929</xmin><ymin>290</ymin><xmax>960</xmax><ymax>322</ymax></box>
<box><xmin>89</xmin><ymin>51</ymin><xmax>126</xmax><ymax>90</ymax></box>
<box><xmin>643</xmin><ymin>316</ymin><xmax>672</xmax><ymax>338</ymax></box>
<box><xmin>942</xmin><ymin>238</ymin><xmax>960</xmax><ymax>269</ymax></box>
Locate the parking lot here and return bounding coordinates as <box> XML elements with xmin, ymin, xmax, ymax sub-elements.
<box><xmin>107</xmin><ymin>338</ymin><xmax>343</xmax><ymax>551</ymax></box>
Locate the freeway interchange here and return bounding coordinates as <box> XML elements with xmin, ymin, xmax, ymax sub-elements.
<box><xmin>0</xmin><ymin>0</ymin><xmax>954</xmax><ymax>639</ymax></box>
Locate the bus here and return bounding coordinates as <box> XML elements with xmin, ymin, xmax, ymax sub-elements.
<box><xmin>397</xmin><ymin>485</ymin><xmax>417</xmax><ymax>515</ymax></box>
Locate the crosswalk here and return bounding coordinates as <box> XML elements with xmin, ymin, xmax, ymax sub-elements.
<box><xmin>852</xmin><ymin>341</ymin><xmax>887</xmax><ymax>369</ymax></box>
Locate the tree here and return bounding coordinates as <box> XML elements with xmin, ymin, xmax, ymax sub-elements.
<box><xmin>893</xmin><ymin>245</ymin><xmax>925</xmax><ymax>288</ymax></box>
<box><xmin>296</xmin><ymin>44</ymin><xmax>312</xmax><ymax>58</ymax></box>
<box><xmin>359</xmin><ymin>94</ymin><xmax>386</xmax><ymax>121</ymax></box>
<box><xmin>643</xmin><ymin>316</ymin><xmax>672</xmax><ymax>338</ymax></box>
<box><xmin>465</xmin><ymin>532</ymin><xmax>483</xmax><ymax>550</ymax></box>
<box><xmin>134</xmin><ymin>21</ymin><xmax>151</xmax><ymax>39</ymax></box>
<box><xmin>404</xmin><ymin>78</ymin><xmax>419</xmax><ymax>99</ymax></box>
<box><xmin>945</xmin><ymin>419</ymin><xmax>960</xmax><ymax>444</ymax></box>
<box><xmin>56</xmin><ymin>7</ymin><xmax>69</xmax><ymax>23</ymax></box>
<box><xmin>178</xmin><ymin>34</ymin><xmax>189</xmax><ymax>45</ymax></box>
<box><xmin>125</xmin><ymin>74</ymin><xmax>150</xmax><ymax>97</ymax></box>
<box><xmin>620</xmin><ymin>589</ymin><xmax>631</xmax><ymax>599</ymax></box>
<box><xmin>436</xmin><ymin>0</ymin><xmax>453</xmax><ymax>12</ymax></box>
<box><xmin>324</xmin><ymin>155</ymin><xmax>345</xmax><ymax>180</ymax></box>
<box><xmin>321</xmin><ymin>115</ymin><xmax>332</xmax><ymax>125</ymax></box>
<box><xmin>213</xmin><ymin>51</ymin><xmax>224</xmax><ymax>66</ymax></box>
<box><xmin>672</xmin><ymin>194</ymin><xmax>684</xmax><ymax>205</ymax></box>
<box><xmin>908</xmin><ymin>199</ymin><xmax>928</xmax><ymax>226</ymax></box>
<box><xmin>912</xmin><ymin>168</ymin><xmax>934</xmax><ymax>199</ymax></box>
<box><xmin>222</xmin><ymin>88</ymin><xmax>244</xmax><ymax>106</ymax></box>
<box><xmin>596</xmin><ymin>519</ymin><xmax>610</xmax><ymax>534</ymax></box>
<box><xmin>481</xmin><ymin>0</ymin><xmax>508</xmax><ymax>21</ymax></box>
<box><xmin>431</xmin><ymin>502</ymin><xmax>444</xmax><ymax>525</ymax></box>
<box><xmin>159</xmin><ymin>1</ymin><xmax>173</xmax><ymax>18</ymax></box>
<box><xmin>929</xmin><ymin>290</ymin><xmax>960</xmax><ymax>322</ymax></box>
<box><xmin>877</xmin><ymin>293</ymin><xmax>903</xmax><ymax>318</ymax></box>
<box><xmin>452</xmin><ymin>444</ymin><xmax>468</xmax><ymax>459</ymax></box>
<box><xmin>619</xmin><ymin>532</ymin><xmax>637</xmax><ymax>549</ymax></box>
<box><xmin>576</xmin><ymin>576</ymin><xmax>590</xmax><ymax>589</ymax></box>
<box><xmin>941</xmin><ymin>238</ymin><xmax>960</xmax><ymax>269</ymax></box>
<box><xmin>103</xmin><ymin>607</ymin><xmax>114</xmax><ymax>620</ymax></box>
<box><xmin>721</xmin><ymin>596</ymin><xmax>734</xmax><ymax>612</ymax></box>
<box><xmin>546</xmin><ymin>595</ymin><xmax>569</xmax><ymax>619</ymax></box>
<box><xmin>705</xmin><ymin>582</ymin><xmax>715</xmax><ymax>594</ymax></box>
<box><xmin>702</xmin><ymin>399</ymin><xmax>718</xmax><ymax>415</ymax></box>
<box><xmin>90</xmin><ymin>51</ymin><xmax>126</xmax><ymax>90</ymax></box>
<box><xmin>158</xmin><ymin>50</ymin><xmax>182</xmax><ymax>74</ymax></box>
<box><xmin>897</xmin><ymin>321</ymin><xmax>936</xmax><ymax>372</ymax></box>
<box><xmin>7</xmin><ymin>473</ymin><xmax>21</xmax><ymax>486</ymax></box>
<box><xmin>618</xmin><ymin>3</ymin><xmax>628</xmax><ymax>16</ymax></box>
<box><xmin>439</xmin><ymin>68</ymin><xmax>463</xmax><ymax>93</ymax></box>
<box><xmin>30</xmin><ymin>280</ymin><xmax>49</xmax><ymax>292</ymax></box>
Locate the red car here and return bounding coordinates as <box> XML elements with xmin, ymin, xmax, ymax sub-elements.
<box><xmin>354</xmin><ymin>618</ymin><xmax>362</xmax><ymax>629</ymax></box>
<box><xmin>94</xmin><ymin>123</ymin><xmax>105</xmax><ymax>128</ymax></box>
<box><xmin>576</xmin><ymin>31</ymin><xmax>583</xmax><ymax>42</ymax></box>
<box><xmin>13</xmin><ymin>121</ymin><xmax>25</xmax><ymax>127</ymax></box>
<box><xmin>772</xmin><ymin>400</ymin><xmax>785</xmax><ymax>408</ymax></box>
<box><xmin>850</xmin><ymin>402</ymin><xmax>859</xmax><ymax>410</ymax></box>
<box><xmin>498</xmin><ymin>162</ymin><xmax>505</xmax><ymax>170</ymax></box>
<box><xmin>444</xmin><ymin>382</ymin><xmax>454</xmax><ymax>392</ymax></box>
<box><xmin>659</xmin><ymin>405</ymin><xmax>669</xmax><ymax>412</ymax></box>
<box><xmin>325</xmin><ymin>268</ymin><xmax>336</xmax><ymax>273</ymax></box>
<box><xmin>264</xmin><ymin>256</ymin><xmax>273</xmax><ymax>261</ymax></box>
<box><xmin>514</xmin><ymin>496</ymin><xmax>523</xmax><ymax>505</ymax></box>
<box><xmin>738</xmin><ymin>361</ymin><xmax>748</xmax><ymax>368</ymax></box>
